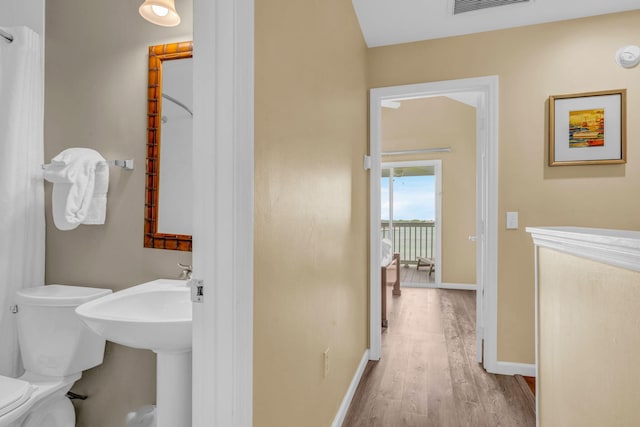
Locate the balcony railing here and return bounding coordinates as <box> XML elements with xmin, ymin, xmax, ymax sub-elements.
<box><xmin>381</xmin><ymin>221</ymin><xmax>435</xmax><ymax>264</ymax></box>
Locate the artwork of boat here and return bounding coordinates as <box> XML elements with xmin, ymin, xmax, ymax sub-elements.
<box><xmin>569</xmin><ymin>108</ymin><xmax>605</xmax><ymax>149</ymax></box>
<box><xmin>573</xmin><ymin>131</ymin><xmax>600</xmax><ymax>139</ymax></box>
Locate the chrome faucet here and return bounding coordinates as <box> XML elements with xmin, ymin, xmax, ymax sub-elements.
<box><xmin>178</xmin><ymin>263</ymin><xmax>192</xmax><ymax>280</ymax></box>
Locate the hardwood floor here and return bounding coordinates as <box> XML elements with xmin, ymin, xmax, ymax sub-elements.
<box><xmin>399</xmin><ymin>264</ymin><xmax>435</xmax><ymax>286</ymax></box>
<box><xmin>343</xmin><ymin>287</ymin><xmax>535</xmax><ymax>427</ymax></box>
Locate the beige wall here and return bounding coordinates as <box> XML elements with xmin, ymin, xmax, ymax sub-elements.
<box><xmin>382</xmin><ymin>97</ymin><xmax>476</xmax><ymax>284</ymax></box>
<box><xmin>538</xmin><ymin>248</ymin><xmax>640</xmax><ymax>425</ymax></box>
<box><xmin>254</xmin><ymin>0</ymin><xmax>369</xmax><ymax>425</ymax></box>
<box><xmin>368</xmin><ymin>10</ymin><xmax>640</xmax><ymax>363</ymax></box>
<box><xmin>44</xmin><ymin>1</ymin><xmax>192</xmax><ymax>425</ymax></box>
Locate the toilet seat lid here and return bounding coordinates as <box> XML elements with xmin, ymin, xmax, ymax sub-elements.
<box><xmin>0</xmin><ymin>376</ymin><xmax>33</xmax><ymax>417</ymax></box>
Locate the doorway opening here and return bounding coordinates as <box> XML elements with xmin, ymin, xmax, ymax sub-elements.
<box><xmin>369</xmin><ymin>76</ymin><xmax>499</xmax><ymax>372</ymax></box>
<box><xmin>381</xmin><ymin>161</ymin><xmax>442</xmax><ymax>287</ymax></box>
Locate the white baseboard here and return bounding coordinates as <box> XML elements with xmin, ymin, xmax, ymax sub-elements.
<box><xmin>401</xmin><ymin>282</ymin><xmax>476</xmax><ymax>290</ymax></box>
<box><xmin>439</xmin><ymin>282</ymin><xmax>476</xmax><ymax>290</ymax></box>
<box><xmin>401</xmin><ymin>281</ymin><xmax>433</xmax><ymax>288</ymax></box>
<box><xmin>331</xmin><ymin>349</ymin><xmax>369</xmax><ymax>427</ymax></box>
<box><xmin>489</xmin><ymin>361</ymin><xmax>536</xmax><ymax>377</ymax></box>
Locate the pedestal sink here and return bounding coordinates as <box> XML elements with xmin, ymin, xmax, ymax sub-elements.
<box><xmin>75</xmin><ymin>279</ymin><xmax>192</xmax><ymax>427</ymax></box>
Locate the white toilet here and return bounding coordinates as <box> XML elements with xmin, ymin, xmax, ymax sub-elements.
<box><xmin>0</xmin><ymin>285</ymin><xmax>111</xmax><ymax>427</ymax></box>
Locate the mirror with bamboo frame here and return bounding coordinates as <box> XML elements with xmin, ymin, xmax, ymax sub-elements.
<box><xmin>144</xmin><ymin>41</ymin><xmax>193</xmax><ymax>251</ymax></box>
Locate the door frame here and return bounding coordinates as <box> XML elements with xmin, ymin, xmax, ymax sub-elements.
<box><xmin>192</xmin><ymin>0</ymin><xmax>254</xmax><ymax>425</ymax></box>
<box><xmin>381</xmin><ymin>160</ymin><xmax>443</xmax><ymax>287</ymax></box>
<box><xmin>369</xmin><ymin>76</ymin><xmax>499</xmax><ymax>372</ymax></box>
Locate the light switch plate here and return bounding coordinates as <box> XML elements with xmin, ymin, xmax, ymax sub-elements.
<box><xmin>506</xmin><ymin>212</ymin><xmax>518</xmax><ymax>229</ymax></box>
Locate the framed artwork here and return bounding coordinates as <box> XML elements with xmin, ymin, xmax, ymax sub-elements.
<box><xmin>549</xmin><ymin>89</ymin><xmax>626</xmax><ymax>166</ymax></box>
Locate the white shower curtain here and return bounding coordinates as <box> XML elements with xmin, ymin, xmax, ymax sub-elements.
<box><xmin>0</xmin><ymin>26</ymin><xmax>44</xmax><ymax>377</ymax></box>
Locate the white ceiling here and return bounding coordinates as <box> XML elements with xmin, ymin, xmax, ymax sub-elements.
<box><xmin>352</xmin><ymin>0</ymin><xmax>640</xmax><ymax>47</ymax></box>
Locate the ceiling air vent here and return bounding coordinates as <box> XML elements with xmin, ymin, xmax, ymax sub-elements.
<box><xmin>454</xmin><ymin>0</ymin><xmax>529</xmax><ymax>15</ymax></box>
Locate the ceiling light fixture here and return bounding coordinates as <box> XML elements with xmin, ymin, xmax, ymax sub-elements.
<box><xmin>139</xmin><ymin>0</ymin><xmax>181</xmax><ymax>27</ymax></box>
<box><xmin>615</xmin><ymin>45</ymin><xmax>640</xmax><ymax>69</ymax></box>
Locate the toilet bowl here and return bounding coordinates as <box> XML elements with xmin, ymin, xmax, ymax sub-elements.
<box><xmin>0</xmin><ymin>285</ymin><xmax>111</xmax><ymax>427</ymax></box>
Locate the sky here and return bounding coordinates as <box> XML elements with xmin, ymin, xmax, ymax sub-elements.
<box><xmin>381</xmin><ymin>175</ymin><xmax>435</xmax><ymax>221</ymax></box>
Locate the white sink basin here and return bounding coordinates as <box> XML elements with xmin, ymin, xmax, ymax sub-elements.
<box><xmin>75</xmin><ymin>279</ymin><xmax>192</xmax><ymax>353</ymax></box>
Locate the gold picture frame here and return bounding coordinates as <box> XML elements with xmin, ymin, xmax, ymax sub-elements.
<box><xmin>549</xmin><ymin>89</ymin><xmax>626</xmax><ymax>166</ymax></box>
<box><xmin>144</xmin><ymin>41</ymin><xmax>193</xmax><ymax>251</ymax></box>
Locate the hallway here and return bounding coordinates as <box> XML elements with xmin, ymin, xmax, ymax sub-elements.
<box><xmin>343</xmin><ymin>287</ymin><xmax>535</xmax><ymax>426</ymax></box>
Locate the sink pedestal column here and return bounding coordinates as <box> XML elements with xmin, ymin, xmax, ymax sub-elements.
<box><xmin>156</xmin><ymin>350</ymin><xmax>192</xmax><ymax>427</ymax></box>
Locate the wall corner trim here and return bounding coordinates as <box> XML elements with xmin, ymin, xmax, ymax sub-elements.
<box><xmin>527</xmin><ymin>226</ymin><xmax>640</xmax><ymax>273</ymax></box>
<box><xmin>331</xmin><ymin>349</ymin><xmax>370</xmax><ymax>427</ymax></box>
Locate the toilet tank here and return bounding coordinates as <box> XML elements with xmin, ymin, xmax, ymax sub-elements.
<box><xmin>15</xmin><ymin>285</ymin><xmax>112</xmax><ymax>377</ymax></box>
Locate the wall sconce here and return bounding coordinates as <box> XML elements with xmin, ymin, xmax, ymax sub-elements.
<box><xmin>139</xmin><ymin>0</ymin><xmax>181</xmax><ymax>27</ymax></box>
<box><xmin>615</xmin><ymin>45</ymin><xmax>640</xmax><ymax>69</ymax></box>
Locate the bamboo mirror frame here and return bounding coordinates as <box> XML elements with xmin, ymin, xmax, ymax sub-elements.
<box><xmin>144</xmin><ymin>41</ymin><xmax>193</xmax><ymax>251</ymax></box>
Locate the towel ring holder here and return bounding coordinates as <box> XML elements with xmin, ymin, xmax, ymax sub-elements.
<box><xmin>42</xmin><ymin>159</ymin><xmax>134</xmax><ymax>171</ymax></box>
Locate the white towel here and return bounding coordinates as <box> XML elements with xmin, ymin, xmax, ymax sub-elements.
<box><xmin>82</xmin><ymin>161</ymin><xmax>109</xmax><ymax>225</ymax></box>
<box><xmin>42</xmin><ymin>148</ymin><xmax>105</xmax><ymax>230</ymax></box>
